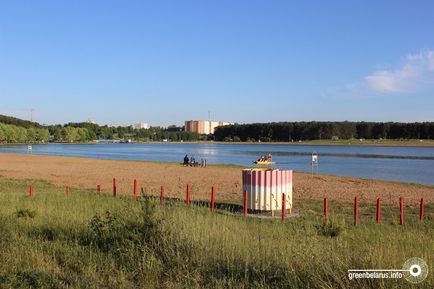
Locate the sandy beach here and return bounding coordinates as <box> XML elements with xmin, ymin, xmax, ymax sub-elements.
<box><xmin>1</xmin><ymin>153</ymin><xmax>432</xmax><ymax>206</ymax></box>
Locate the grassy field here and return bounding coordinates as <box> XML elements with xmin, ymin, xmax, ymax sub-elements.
<box><xmin>0</xmin><ymin>177</ymin><xmax>432</xmax><ymax>289</ymax></box>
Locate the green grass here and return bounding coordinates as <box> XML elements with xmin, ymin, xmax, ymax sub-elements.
<box><xmin>0</xmin><ymin>177</ymin><xmax>433</xmax><ymax>289</ymax></box>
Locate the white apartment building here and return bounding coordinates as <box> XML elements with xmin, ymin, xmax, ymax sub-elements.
<box><xmin>132</xmin><ymin>122</ymin><xmax>150</xmax><ymax>129</ymax></box>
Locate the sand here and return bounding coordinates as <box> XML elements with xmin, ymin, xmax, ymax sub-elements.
<box><xmin>1</xmin><ymin>153</ymin><xmax>432</xmax><ymax>206</ymax></box>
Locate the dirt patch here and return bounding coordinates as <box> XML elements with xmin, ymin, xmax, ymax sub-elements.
<box><xmin>1</xmin><ymin>153</ymin><xmax>432</xmax><ymax>206</ymax></box>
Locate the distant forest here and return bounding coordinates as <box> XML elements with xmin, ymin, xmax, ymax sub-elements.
<box><xmin>214</xmin><ymin>122</ymin><xmax>434</xmax><ymax>142</ymax></box>
<box><xmin>0</xmin><ymin>123</ymin><xmax>49</xmax><ymax>143</ymax></box>
<box><xmin>0</xmin><ymin>115</ymin><xmax>41</xmax><ymax>128</ymax></box>
<box><xmin>2</xmin><ymin>114</ymin><xmax>434</xmax><ymax>143</ymax></box>
<box><xmin>46</xmin><ymin>122</ymin><xmax>202</xmax><ymax>143</ymax></box>
<box><xmin>0</xmin><ymin>114</ymin><xmax>202</xmax><ymax>143</ymax></box>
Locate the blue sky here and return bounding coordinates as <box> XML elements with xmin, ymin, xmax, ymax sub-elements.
<box><xmin>1</xmin><ymin>1</ymin><xmax>434</xmax><ymax>126</ymax></box>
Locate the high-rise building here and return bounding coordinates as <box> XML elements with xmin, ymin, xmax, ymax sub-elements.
<box><xmin>184</xmin><ymin>120</ymin><xmax>232</xmax><ymax>134</ymax></box>
<box><xmin>132</xmin><ymin>122</ymin><xmax>150</xmax><ymax>129</ymax></box>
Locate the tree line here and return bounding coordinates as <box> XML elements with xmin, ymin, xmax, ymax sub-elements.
<box><xmin>0</xmin><ymin>123</ymin><xmax>49</xmax><ymax>143</ymax></box>
<box><xmin>3</xmin><ymin>113</ymin><xmax>434</xmax><ymax>144</ymax></box>
<box><xmin>214</xmin><ymin>122</ymin><xmax>434</xmax><ymax>142</ymax></box>
<box><xmin>47</xmin><ymin>123</ymin><xmax>202</xmax><ymax>142</ymax></box>
<box><xmin>0</xmin><ymin>114</ymin><xmax>42</xmax><ymax>129</ymax></box>
<box><xmin>0</xmin><ymin>115</ymin><xmax>203</xmax><ymax>143</ymax></box>
<box><xmin>0</xmin><ymin>121</ymin><xmax>203</xmax><ymax>143</ymax></box>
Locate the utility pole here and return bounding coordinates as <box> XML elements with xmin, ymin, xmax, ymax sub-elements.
<box><xmin>29</xmin><ymin>109</ymin><xmax>35</xmax><ymax>122</ymax></box>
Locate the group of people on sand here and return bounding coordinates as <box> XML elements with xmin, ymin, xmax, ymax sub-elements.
<box><xmin>183</xmin><ymin>154</ymin><xmax>206</xmax><ymax>167</ymax></box>
<box><xmin>257</xmin><ymin>153</ymin><xmax>273</xmax><ymax>162</ymax></box>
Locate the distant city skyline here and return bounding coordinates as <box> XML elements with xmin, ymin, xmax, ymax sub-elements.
<box><xmin>1</xmin><ymin>1</ymin><xmax>434</xmax><ymax>126</ymax></box>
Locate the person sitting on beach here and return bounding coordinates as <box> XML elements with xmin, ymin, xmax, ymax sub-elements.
<box><xmin>183</xmin><ymin>154</ymin><xmax>189</xmax><ymax>166</ymax></box>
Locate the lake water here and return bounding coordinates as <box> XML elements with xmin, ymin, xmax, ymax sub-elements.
<box><xmin>1</xmin><ymin>143</ymin><xmax>434</xmax><ymax>186</ymax></box>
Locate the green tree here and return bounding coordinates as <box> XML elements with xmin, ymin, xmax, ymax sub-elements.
<box><xmin>53</xmin><ymin>127</ymin><xmax>62</xmax><ymax>142</ymax></box>
<box><xmin>77</xmin><ymin>128</ymin><xmax>90</xmax><ymax>142</ymax></box>
<box><xmin>0</xmin><ymin>123</ymin><xmax>5</xmax><ymax>142</ymax></box>
<box><xmin>17</xmin><ymin>127</ymin><xmax>27</xmax><ymax>143</ymax></box>
<box><xmin>27</xmin><ymin>128</ymin><xmax>36</xmax><ymax>142</ymax></box>
<box><xmin>37</xmin><ymin>128</ymin><xmax>50</xmax><ymax>142</ymax></box>
<box><xmin>62</xmin><ymin>127</ymin><xmax>78</xmax><ymax>143</ymax></box>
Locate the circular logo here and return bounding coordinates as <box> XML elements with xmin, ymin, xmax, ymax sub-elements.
<box><xmin>403</xmin><ymin>257</ymin><xmax>428</xmax><ymax>284</ymax></box>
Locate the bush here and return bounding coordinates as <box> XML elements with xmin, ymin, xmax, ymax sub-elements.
<box><xmin>15</xmin><ymin>209</ymin><xmax>36</xmax><ymax>218</ymax></box>
<box><xmin>86</xmin><ymin>198</ymin><xmax>162</xmax><ymax>253</ymax></box>
<box><xmin>315</xmin><ymin>221</ymin><xmax>343</xmax><ymax>238</ymax></box>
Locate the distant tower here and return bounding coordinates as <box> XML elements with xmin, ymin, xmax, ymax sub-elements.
<box><xmin>29</xmin><ymin>108</ymin><xmax>35</xmax><ymax>122</ymax></box>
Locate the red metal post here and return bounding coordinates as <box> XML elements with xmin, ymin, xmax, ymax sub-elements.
<box><xmin>324</xmin><ymin>198</ymin><xmax>328</xmax><ymax>221</ymax></box>
<box><xmin>29</xmin><ymin>184</ymin><xmax>33</xmax><ymax>198</ymax></box>
<box><xmin>211</xmin><ymin>186</ymin><xmax>215</xmax><ymax>212</ymax></box>
<box><xmin>160</xmin><ymin>186</ymin><xmax>164</xmax><ymax>204</ymax></box>
<box><xmin>376</xmin><ymin>197</ymin><xmax>381</xmax><ymax>224</ymax></box>
<box><xmin>186</xmin><ymin>183</ymin><xmax>190</xmax><ymax>207</ymax></box>
<box><xmin>354</xmin><ymin>195</ymin><xmax>358</xmax><ymax>226</ymax></box>
<box><xmin>113</xmin><ymin>177</ymin><xmax>117</xmax><ymax>197</ymax></box>
<box><xmin>134</xmin><ymin>179</ymin><xmax>138</xmax><ymax>201</ymax></box>
<box><xmin>97</xmin><ymin>185</ymin><xmax>101</xmax><ymax>193</ymax></box>
<box><xmin>243</xmin><ymin>190</ymin><xmax>248</xmax><ymax>217</ymax></box>
<box><xmin>282</xmin><ymin>193</ymin><xmax>286</xmax><ymax>223</ymax></box>
<box><xmin>420</xmin><ymin>198</ymin><xmax>424</xmax><ymax>221</ymax></box>
<box><xmin>399</xmin><ymin>197</ymin><xmax>404</xmax><ymax>225</ymax></box>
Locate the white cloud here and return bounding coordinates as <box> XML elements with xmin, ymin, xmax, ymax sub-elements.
<box><xmin>364</xmin><ymin>49</ymin><xmax>434</xmax><ymax>94</ymax></box>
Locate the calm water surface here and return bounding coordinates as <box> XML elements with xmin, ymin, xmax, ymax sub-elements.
<box><xmin>1</xmin><ymin>143</ymin><xmax>434</xmax><ymax>186</ymax></box>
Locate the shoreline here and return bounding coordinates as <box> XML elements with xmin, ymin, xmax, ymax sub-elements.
<box><xmin>1</xmin><ymin>139</ymin><xmax>434</xmax><ymax>147</ymax></box>
<box><xmin>0</xmin><ymin>148</ymin><xmax>434</xmax><ymax>184</ymax></box>
<box><xmin>0</xmin><ymin>153</ymin><xmax>432</xmax><ymax>206</ymax></box>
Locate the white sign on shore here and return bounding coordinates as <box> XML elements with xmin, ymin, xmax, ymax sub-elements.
<box><xmin>311</xmin><ymin>152</ymin><xmax>318</xmax><ymax>176</ymax></box>
<box><xmin>312</xmin><ymin>152</ymin><xmax>318</xmax><ymax>164</ymax></box>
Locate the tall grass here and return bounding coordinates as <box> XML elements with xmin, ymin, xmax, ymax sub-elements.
<box><xmin>0</xmin><ymin>177</ymin><xmax>432</xmax><ymax>288</ymax></box>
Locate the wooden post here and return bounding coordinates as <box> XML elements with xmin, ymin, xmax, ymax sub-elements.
<box><xmin>420</xmin><ymin>198</ymin><xmax>424</xmax><ymax>221</ymax></box>
<box><xmin>324</xmin><ymin>198</ymin><xmax>328</xmax><ymax>221</ymax></box>
<box><xmin>399</xmin><ymin>197</ymin><xmax>404</xmax><ymax>225</ymax></box>
<box><xmin>160</xmin><ymin>186</ymin><xmax>164</xmax><ymax>204</ymax></box>
<box><xmin>97</xmin><ymin>185</ymin><xmax>101</xmax><ymax>194</ymax></box>
<box><xmin>282</xmin><ymin>193</ymin><xmax>286</xmax><ymax>223</ymax></box>
<box><xmin>243</xmin><ymin>190</ymin><xmax>248</xmax><ymax>217</ymax></box>
<box><xmin>376</xmin><ymin>197</ymin><xmax>381</xmax><ymax>224</ymax></box>
<box><xmin>66</xmin><ymin>186</ymin><xmax>71</xmax><ymax>197</ymax></box>
<box><xmin>134</xmin><ymin>179</ymin><xmax>138</xmax><ymax>201</ymax></box>
<box><xmin>113</xmin><ymin>178</ymin><xmax>117</xmax><ymax>197</ymax></box>
<box><xmin>186</xmin><ymin>184</ymin><xmax>190</xmax><ymax>208</ymax></box>
<box><xmin>29</xmin><ymin>184</ymin><xmax>33</xmax><ymax>198</ymax></box>
<box><xmin>211</xmin><ymin>186</ymin><xmax>215</xmax><ymax>212</ymax></box>
<box><xmin>354</xmin><ymin>195</ymin><xmax>358</xmax><ymax>226</ymax></box>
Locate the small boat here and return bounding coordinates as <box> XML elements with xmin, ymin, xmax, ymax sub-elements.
<box><xmin>253</xmin><ymin>160</ymin><xmax>275</xmax><ymax>165</ymax></box>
